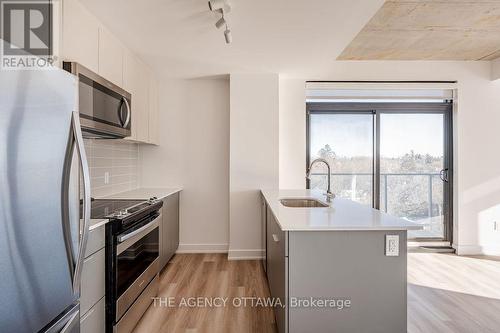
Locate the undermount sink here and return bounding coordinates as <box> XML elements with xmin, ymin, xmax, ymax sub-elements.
<box><xmin>280</xmin><ymin>198</ymin><xmax>329</xmax><ymax>208</ymax></box>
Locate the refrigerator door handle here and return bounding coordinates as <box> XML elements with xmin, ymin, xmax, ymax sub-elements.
<box><xmin>61</xmin><ymin>134</ymin><xmax>76</xmax><ymax>284</ymax></box>
<box><xmin>71</xmin><ymin>111</ymin><xmax>91</xmax><ymax>294</ymax></box>
<box><xmin>60</xmin><ymin>308</ymin><xmax>80</xmax><ymax>333</ymax></box>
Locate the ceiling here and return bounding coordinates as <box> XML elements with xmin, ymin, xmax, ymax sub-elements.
<box><xmin>338</xmin><ymin>0</ymin><xmax>500</xmax><ymax>61</ymax></box>
<box><xmin>80</xmin><ymin>0</ymin><xmax>384</xmax><ymax>78</ymax></box>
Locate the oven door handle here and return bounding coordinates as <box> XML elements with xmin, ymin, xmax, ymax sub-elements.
<box><xmin>118</xmin><ymin>218</ymin><xmax>158</xmax><ymax>243</ymax></box>
<box><xmin>117</xmin><ymin>215</ymin><xmax>160</xmax><ymax>255</ymax></box>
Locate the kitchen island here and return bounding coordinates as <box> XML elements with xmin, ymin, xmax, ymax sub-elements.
<box><xmin>260</xmin><ymin>189</ymin><xmax>421</xmax><ymax>333</ymax></box>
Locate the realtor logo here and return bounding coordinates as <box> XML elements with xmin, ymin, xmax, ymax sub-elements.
<box><xmin>1</xmin><ymin>0</ymin><xmax>54</xmax><ymax>69</ymax></box>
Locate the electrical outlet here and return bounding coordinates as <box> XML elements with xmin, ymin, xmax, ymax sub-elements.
<box><xmin>385</xmin><ymin>235</ymin><xmax>399</xmax><ymax>256</ymax></box>
<box><xmin>104</xmin><ymin>172</ymin><xmax>110</xmax><ymax>185</ymax></box>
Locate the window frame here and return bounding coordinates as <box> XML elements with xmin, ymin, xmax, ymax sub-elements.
<box><xmin>306</xmin><ymin>102</ymin><xmax>454</xmax><ymax>242</ymax></box>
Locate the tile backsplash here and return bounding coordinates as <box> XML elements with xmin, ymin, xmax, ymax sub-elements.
<box><xmin>84</xmin><ymin>139</ymin><xmax>139</xmax><ymax>198</ymax></box>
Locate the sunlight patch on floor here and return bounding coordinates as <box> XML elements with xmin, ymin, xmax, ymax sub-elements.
<box><xmin>408</xmin><ymin>253</ymin><xmax>500</xmax><ymax>300</ymax></box>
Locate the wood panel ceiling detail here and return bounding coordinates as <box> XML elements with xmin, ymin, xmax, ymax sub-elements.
<box><xmin>338</xmin><ymin>0</ymin><xmax>500</xmax><ymax>61</ymax></box>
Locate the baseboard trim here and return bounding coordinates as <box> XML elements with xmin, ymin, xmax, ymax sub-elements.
<box><xmin>480</xmin><ymin>244</ymin><xmax>500</xmax><ymax>256</ymax></box>
<box><xmin>176</xmin><ymin>243</ymin><xmax>228</xmax><ymax>253</ymax></box>
<box><xmin>452</xmin><ymin>244</ymin><xmax>500</xmax><ymax>256</ymax></box>
<box><xmin>452</xmin><ymin>244</ymin><xmax>482</xmax><ymax>255</ymax></box>
<box><xmin>228</xmin><ymin>249</ymin><xmax>264</xmax><ymax>260</ymax></box>
<box><xmin>408</xmin><ymin>241</ymin><xmax>451</xmax><ymax>248</ymax></box>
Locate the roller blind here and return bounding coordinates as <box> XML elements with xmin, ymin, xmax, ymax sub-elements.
<box><xmin>306</xmin><ymin>82</ymin><xmax>456</xmax><ymax>103</ymax></box>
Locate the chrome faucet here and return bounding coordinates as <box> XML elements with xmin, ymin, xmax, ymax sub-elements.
<box><xmin>306</xmin><ymin>158</ymin><xmax>335</xmax><ymax>202</ymax></box>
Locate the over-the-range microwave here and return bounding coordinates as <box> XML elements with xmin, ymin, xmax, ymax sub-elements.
<box><xmin>63</xmin><ymin>62</ymin><xmax>132</xmax><ymax>139</ymax></box>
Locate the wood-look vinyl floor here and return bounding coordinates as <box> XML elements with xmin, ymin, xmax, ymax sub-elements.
<box><xmin>132</xmin><ymin>254</ymin><xmax>276</xmax><ymax>333</ymax></box>
<box><xmin>133</xmin><ymin>253</ymin><xmax>500</xmax><ymax>333</ymax></box>
<box><xmin>407</xmin><ymin>253</ymin><xmax>500</xmax><ymax>333</ymax></box>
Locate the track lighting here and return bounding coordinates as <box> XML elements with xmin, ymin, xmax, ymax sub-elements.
<box><xmin>209</xmin><ymin>0</ymin><xmax>233</xmax><ymax>44</ymax></box>
<box><xmin>215</xmin><ymin>17</ymin><xmax>226</xmax><ymax>29</ymax></box>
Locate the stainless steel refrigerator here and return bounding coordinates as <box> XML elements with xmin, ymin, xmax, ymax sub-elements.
<box><xmin>0</xmin><ymin>67</ymin><xmax>91</xmax><ymax>332</ymax></box>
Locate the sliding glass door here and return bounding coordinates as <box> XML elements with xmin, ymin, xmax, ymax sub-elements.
<box><xmin>307</xmin><ymin>103</ymin><xmax>453</xmax><ymax>241</ymax></box>
<box><xmin>378</xmin><ymin>112</ymin><xmax>450</xmax><ymax>239</ymax></box>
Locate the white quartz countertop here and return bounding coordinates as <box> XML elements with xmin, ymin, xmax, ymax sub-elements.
<box><xmin>89</xmin><ymin>218</ymin><xmax>108</xmax><ymax>230</ymax></box>
<box><xmin>261</xmin><ymin>189</ymin><xmax>422</xmax><ymax>231</ymax></box>
<box><xmin>99</xmin><ymin>187</ymin><xmax>182</xmax><ymax>200</ymax></box>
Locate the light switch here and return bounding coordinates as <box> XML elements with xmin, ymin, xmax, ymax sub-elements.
<box><xmin>385</xmin><ymin>235</ymin><xmax>399</xmax><ymax>256</ymax></box>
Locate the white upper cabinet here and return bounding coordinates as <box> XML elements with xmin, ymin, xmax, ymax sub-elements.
<box><xmin>123</xmin><ymin>51</ymin><xmax>149</xmax><ymax>143</ymax></box>
<box><xmin>61</xmin><ymin>0</ymin><xmax>158</xmax><ymax>145</ymax></box>
<box><xmin>98</xmin><ymin>28</ymin><xmax>124</xmax><ymax>87</ymax></box>
<box><xmin>148</xmin><ymin>75</ymin><xmax>160</xmax><ymax>145</ymax></box>
<box><xmin>137</xmin><ymin>60</ymin><xmax>150</xmax><ymax>144</ymax></box>
<box><xmin>62</xmin><ymin>0</ymin><xmax>99</xmax><ymax>72</ymax></box>
<box><xmin>123</xmin><ymin>50</ymin><xmax>138</xmax><ymax>141</ymax></box>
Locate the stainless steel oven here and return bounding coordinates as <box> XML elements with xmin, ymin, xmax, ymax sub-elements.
<box><xmin>63</xmin><ymin>62</ymin><xmax>131</xmax><ymax>139</ymax></box>
<box><xmin>100</xmin><ymin>199</ymin><xmax>163</xmax><ymax>333</ymax></box>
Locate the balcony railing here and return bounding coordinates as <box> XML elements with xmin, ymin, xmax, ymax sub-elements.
<box><xmin>309</xmin><ymin>172</ymin><xmax>442</xmax><ymax>218</ymax></box>
<box><xmin>310</xmin><ymin>172</ymin><xmax>444</xmax><ymax>238</ymax></box>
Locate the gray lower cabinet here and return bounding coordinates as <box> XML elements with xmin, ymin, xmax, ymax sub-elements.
<box><xmin>80</xmin><ymin>223</ymin><xmax>106</xmax><ymax>333</ymax></box>
<box><xmin>80</xmin><ymin>297</ymin><xmax>105</xmax><ymax>333</ymax></box>
<box><xmin>287</xmin><ymin>231</ymin><xmax>407</xmax><ymax>333</ymax></box>
<box><xmin>266</xmin><ymin>207</ymin><xmax>288</xmax><ymax>333</ymax></box>
<box><xmin>261</xmin><ymin>195</ymin><xmax>267</xmax><ymax>272</ymax></box>
<box><xmin>80</xmin><ymin>248</ymin><xmax>105</xmax><ymax>315</ymax></box>
<box><xmin>85</xmin><ymin>224</ymin><xmax>105</xmax><ymax>258</ymax></box>
<box><xmin>159</xmin><ymin>192</ymin><xmax>180</xmax><ymax>270</ymax></box>
<box><xmin>264</xmin><ymin>206</ymin><xmax>407</xmax><ymax>333</ymax></box>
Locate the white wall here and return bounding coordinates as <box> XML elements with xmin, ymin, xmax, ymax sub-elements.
<box><xmin>279</xmin><ymin>79</ymin><xmax>306</xmax><ymax>189</ymax></box>
<box><xmin>279</xmin><ymin>61</ymin><xmax>500</xmax><ymax>255</ymax></box>
<box><xmin>229</xmin><ymin>74</ymin><xmax>279</xmax><ymax>259</ymax></box>
<box><xmin>492</xmin><ymin>58</ymin><xmax>500</xmax><ymax>81</ymax></box>
<box><xmin>140</xmin><ymin>77</ymin><xmax>230</xmax><ymax>253</ymax></box>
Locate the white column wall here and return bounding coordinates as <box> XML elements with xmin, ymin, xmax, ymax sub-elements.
<box><xmin>229</xmin><ymin>74</ymin><xmax>279</xmax><ymax>259</ymax></box>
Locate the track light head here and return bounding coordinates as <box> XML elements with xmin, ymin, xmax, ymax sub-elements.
<box><xmin>224</xmin><ymin>28</ymin><xmax>232</xmax><ymax>44</ymax></box>
<box><xmin>215</xmin><ymin>17</ymin><xmax>226</xmax><ymax>29</ymax></box>
<box><xmin>208</xmin><ymin>0</ymin><xmax>228</xmax><ymax>12</ymax></box>
<box><xmin>209</xmin><ymin>0</ymin><xmax>232</xmax><ymax>44</ymax></box>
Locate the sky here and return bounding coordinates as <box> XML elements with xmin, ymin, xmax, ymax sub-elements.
<box><xmin>310</xmin><ymin>113</ymin><xmax>444</xmax><ymax>158</ymax></box>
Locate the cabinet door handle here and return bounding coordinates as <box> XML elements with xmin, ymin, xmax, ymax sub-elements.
<box><xmin>272</xmin><ymin>234</ymin><xmax>279</xmax><ymax>242</ymax></box>
<box><xmin>121</xmin><ymin>96</ymin><xmax>131</xmax><ymax>128</ymax></box>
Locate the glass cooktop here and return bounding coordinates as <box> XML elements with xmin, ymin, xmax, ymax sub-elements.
<box><xmin>87</xmin><ymin>199</ymin><xmax>144</xmax><ymax>220</ymax></box>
